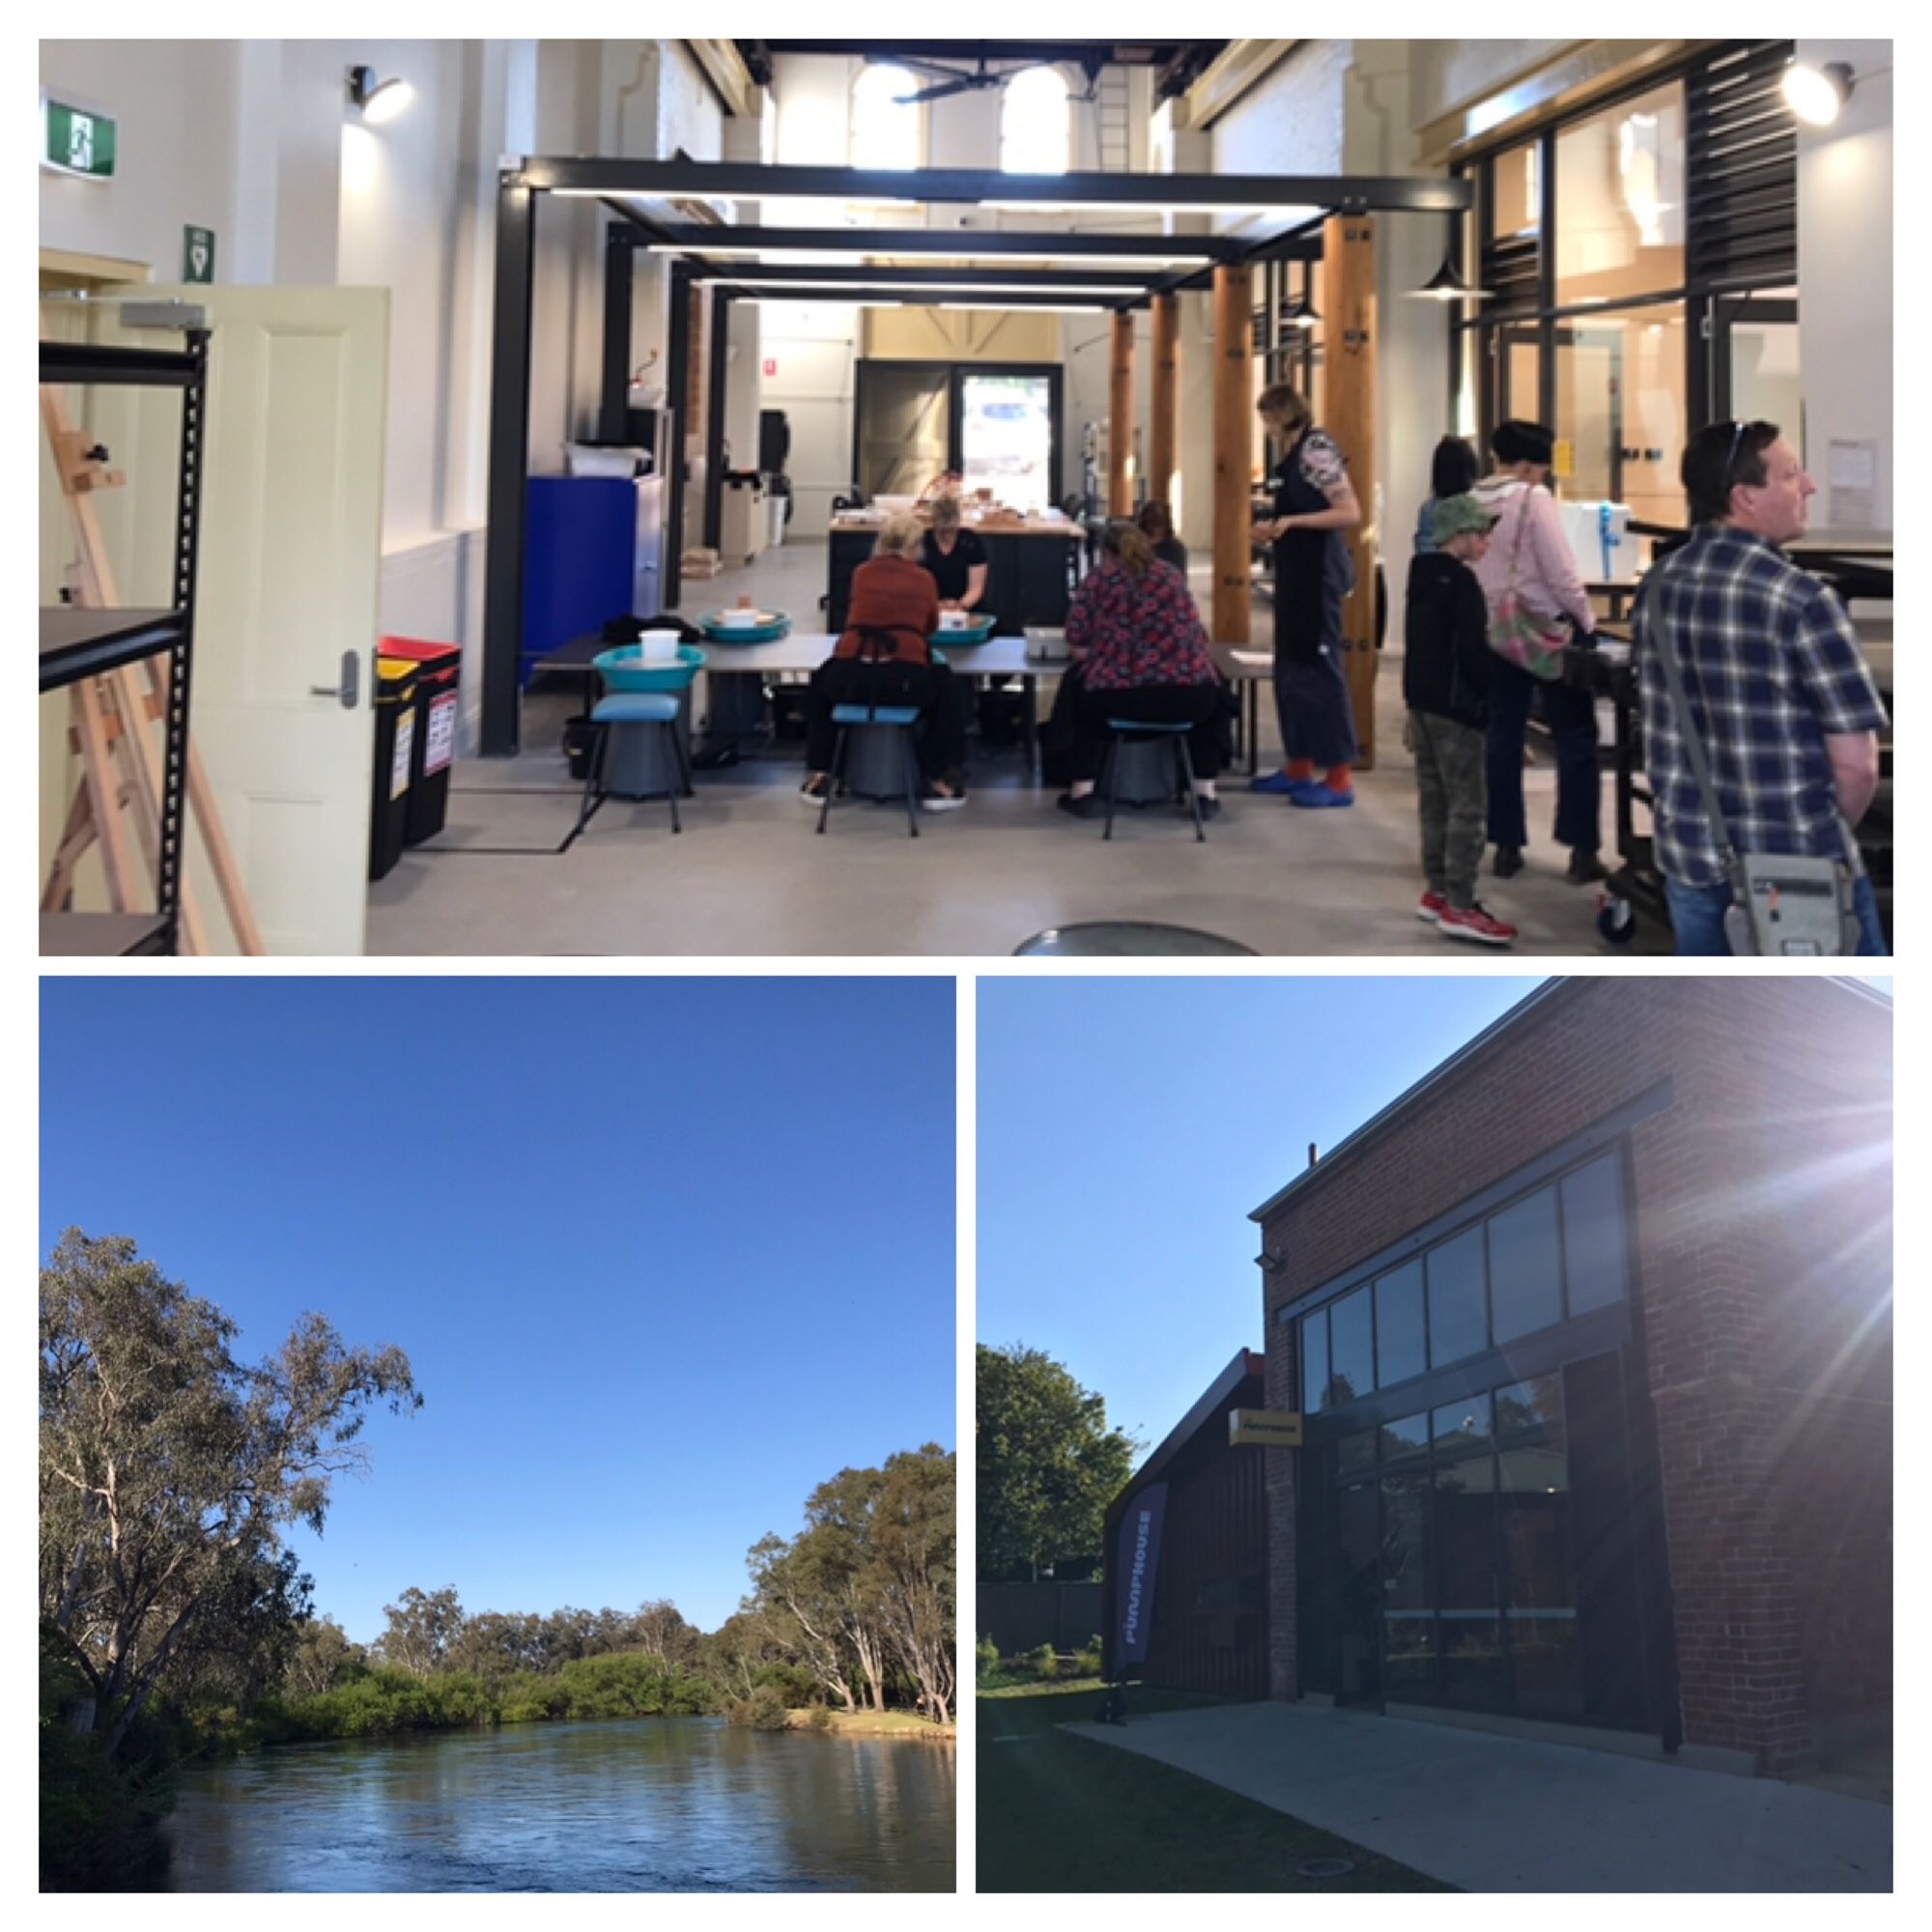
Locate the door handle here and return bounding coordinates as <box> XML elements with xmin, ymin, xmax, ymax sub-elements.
<box><xmin>309</xmin><ymin>651</ymin><xmax>360</xmax><ymax>708</ymax></box>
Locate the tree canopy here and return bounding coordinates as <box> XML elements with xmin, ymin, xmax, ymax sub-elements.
<box><xmin>39</xmin><ymin>1231</ymin><xmax>420</xmax><ymax>1755</ymax></box>
<box><xmin>976</xmin><ymin>1343</ymin><xmax>1137</xmax><ymax>1581</ymax></box>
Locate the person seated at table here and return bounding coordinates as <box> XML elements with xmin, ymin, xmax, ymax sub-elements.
<box><xmin>919</xmin><ymin>492</ymin><xmax>988</xmax><ymax>613</ymax></box>
<box><xmin>1056</xmin><ymin>521</ymin><xmax>1227</xmax><ymax>820</ymax></box>
<box><xmin>801</xmin><ymin>514</ymin><xmax>969</xmax><ymax>811</ymax></box>
<box><xmin>1136</xmin><ymin>499</ymin><xmax>1188</xmax><ymax>577</ymax></box>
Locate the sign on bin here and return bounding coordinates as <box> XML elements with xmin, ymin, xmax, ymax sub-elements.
<box><xmin>390</xmin><ymin>711</ymin><xmax>414</xmax><ymax>801</ymax></box>
<box><xmin>424</xmin><ymin>691</ymin><xmax>458</xmax><ymax>776</ymax></box>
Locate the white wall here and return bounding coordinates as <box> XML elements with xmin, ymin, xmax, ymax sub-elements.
<box><xmin>1797</xmin><ymin>39</ymin><xmax>1891</xmax><ymax>533</ymax></box>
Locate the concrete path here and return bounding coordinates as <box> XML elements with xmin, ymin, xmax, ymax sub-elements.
<box><xmin>1063</xmin><ymin>1701</ymin><xmax>1890</xmax><ymax>1891</ymax></box>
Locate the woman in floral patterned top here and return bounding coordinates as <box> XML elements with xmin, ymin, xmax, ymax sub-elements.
<box><xmin>1056</xmin><ymin>522</ymin><xmax>1226</xmax><ymax>820</ymax></box>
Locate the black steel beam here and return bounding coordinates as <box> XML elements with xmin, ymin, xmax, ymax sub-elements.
<box><xmin>697</xmin><ymin>261</ymin><xmax>1155</xmax><ymax>295</ymax></box>
<box><xmin>482</xmin><ymin>171</ymin><xmax>536</xmax><ymax>757</ymax></box>
<box><xmin>642</xmin><ymin>222</ymin><xmax>1242</xmax><ymax>262</ymax></box>
<box><xmin>702</xmin><ymin>289</ymin><xmax>731</xmax><ymax>549</ymax></box>
<box><xmin>599</xmin><ymin>224</ymin><xmax>637</xmax><ymax>442</ymax></box>
<box><xmin>725</xmin><ymin>286</ymin><xmax>1143</xmax><ymax>312</ymax></box>
<box><xmin>39</xmin><ymin>340</ymin><xmax>203</xmax><ymax>387</ymax></box>
<box><xmin>663</xmin><ymin>260</ymin><xmax>692</xmax><ymax>606</ymax></box>
<box><xmin>519</xmin><ymin>156</ymin><xmax>1472</xmax><ymax>216</ymax></box>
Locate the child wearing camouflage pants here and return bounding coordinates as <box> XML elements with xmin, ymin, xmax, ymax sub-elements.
<box><xmin>1403</xmin><ymin>495</ymin><xmax>1517</xmax><ymax>946</ymax></box>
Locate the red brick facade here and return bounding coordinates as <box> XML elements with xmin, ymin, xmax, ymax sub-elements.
<box><xmin>1255</xmin><ymin>979</ymin><xmax>1891</xmax><ymax>1775</ymax></box>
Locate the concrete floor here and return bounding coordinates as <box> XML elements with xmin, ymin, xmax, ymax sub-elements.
<box><xmin>369</xmin><ymin>541</ymin><xmax>1645</xmax><ymax>958</ymax></box>
<box><xmin>1064</xmin><ymin>1700</ymin><xmax>1892</xmax><ymax>1892</ymax></box>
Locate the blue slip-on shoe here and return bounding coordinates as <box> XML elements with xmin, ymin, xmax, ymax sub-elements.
<box><xmin>1251</xmin><ymin>769</ymin><xmax>1313</xmax><ymax>795</ymax></box>
<box><xmin>1290</xmin><ymin>783</ymin><xmax>1355</xmax><ymax>810</ymax></box>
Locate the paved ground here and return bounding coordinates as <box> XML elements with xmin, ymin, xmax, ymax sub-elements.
<box><xmin>1064</xmin><ymin>1700</ymin><xmax>1891</xmax><ymax>1892</ymax></box>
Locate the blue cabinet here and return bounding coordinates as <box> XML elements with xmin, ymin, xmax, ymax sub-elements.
<box><xmin>520</xmin><ymin>477</ymin><xmax>636</xmax><ymax>687</ymax></box>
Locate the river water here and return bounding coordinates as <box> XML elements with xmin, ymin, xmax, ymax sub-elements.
<box><xmin>166</xmin><ymin>1716</ymin><xmax>955</xmax><ymax>1891</ymax></box>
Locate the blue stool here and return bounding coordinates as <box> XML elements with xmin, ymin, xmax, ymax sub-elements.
<box><xmin>563</xmin><ymin>693</ymin><xmax>687</xmax><ymax>849</ymax></box>
<box><xmin>1102</xmin><ymin>720</ymin><xmax>1206</xmax><ymax>842</ymax></box>
<box><xmin>819</xmin><ymin>704</ymin><xmax>921</xmax><ymax>838</ymax></box>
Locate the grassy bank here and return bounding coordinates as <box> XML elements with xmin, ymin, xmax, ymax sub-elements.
<box><xmin>978</xmin><ymin>1682</ymin><xmax>1450</xmax><ymax>1892</ymax></box>
<box><xmin>788</xmin><ymin>1708</ymin><xmax>956</xmax><ymax>1740</ymax></box>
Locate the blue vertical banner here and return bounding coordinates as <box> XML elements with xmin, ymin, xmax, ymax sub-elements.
<box><xmin>1115</xmin><ymin>1482</ymin><xmax>1169</xmax><ymax>1668</ymax></box>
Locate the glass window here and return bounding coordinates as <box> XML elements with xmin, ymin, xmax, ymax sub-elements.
<box><xmin>1327</xmin><ymin>1286</ymin><xmax>1374</xmax><ymax>1408</ymax></box>
<box><xmin>1381</xmin><ymin>1472</ymin><xmax>1435</xmax><ymax>1701</ymax></box>
<box><xmin>1560</xmin><ymin>1153</ymin><xmax>1627</xmax><ymax>1317</ymax></box>
<box><xmin>1375</xmin><ymin>1260</ymin><xmax>1427</xmax><ymax>1388</ymax></box>
<box><xmin>1378</xmin><ymin>1410</ymin><xmax>1431</xmax><ymax>1463</ymax></box>
<box><xmin>1442</xmin><ymin>1616</ymin><xmax>1506</xmax><ymax>1708</ymax></box>
<box><xmin>1426</xmin><ymin>1226</ymin><xmax>1488</xmax><ymax>1368</ymax></box>
<box><xmin>1001</xmin><ymin>67</ymin><xmax>1070</xmax><ymax>176</ymax></box>
<box><xmin>1493</xmin><ymin>1375</ymin><xmax>1564</xmax><ymax>1444</ymax></box>
<box><xmin>1489</xmin><ymin>1186</ymin><xmax>1562</xmax><ymax>1343</ymax></box>
<box><xmin>1501</xmin><ymin>1445</ymin><xmax>1581</xmax><ymax>1714</ymax></box>
<box><xmin>1336</xmin><ymin>1429</ymin><xmax>1377</xmax><ymax>1478</ymax></box>
<box><xmin>1433</xmin><ymin>1392</ymin><xmax>1492</xmax><ymax>1454</ymax></box>
<box><xmin>1553</xmin><ymin>302</ymin><xmax>1688</xmax><ymax>529</ymax></box>
<box><xmin>1436</xmin><ymin>1454</ymin><xmax>1502</xmax><ymax>1706</ymax></box>
<box><xmin>850</xmin><ymin>66</ymin><xmax>921</xmax><ymax>172</ymax></box>
<box><xmin>1554</xmin><ymin>81</ymin><xmax>1685</xmax><ymax>306</ymax></box>
<box><xmin>1491</xmin><ymin>141</ymin><xmax>1540</xmax><ymax>241</ymax></box>
<box><xmin>1301</xmin><ymin>1309</ymin><xmax>1329</xmax><ymax>1416</ymax></box>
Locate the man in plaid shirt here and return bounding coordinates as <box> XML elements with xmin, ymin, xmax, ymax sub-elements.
<box><xmin>1634</xmin><ymin>419</ymin><xmax>1888</xmax><ymax>953</ymax></box>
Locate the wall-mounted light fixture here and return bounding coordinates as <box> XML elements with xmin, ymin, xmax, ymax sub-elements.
<box><xmin>1780</xmin><ymin>59</ymin><xmax>1857</xmax><ymax>128</ymax></box>
<box><xmin>347</xmin><ymin>65</ymin><xmax>414</xmax><ymax>127</ymax></box>
<box><xmin>1255</xmin><ymin>1252</ymin><xmax>1286</xmax><ymax>1275</ymax></box>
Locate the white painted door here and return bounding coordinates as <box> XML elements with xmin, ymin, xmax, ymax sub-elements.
<box><xmin>88</xmin><ymin>284</ymin><xmax>389</xmax><ymax>954</ymax></box>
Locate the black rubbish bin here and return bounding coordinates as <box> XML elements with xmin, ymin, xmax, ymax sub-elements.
<box><xmin>368</xmin><ymin>657</ymin><xmax>419</xmax><ymax>881</ymax></box>
<box><xmin>380</xmin><ymin>636</ymin><xmax>463</xmax><ymax>845</ymax></box>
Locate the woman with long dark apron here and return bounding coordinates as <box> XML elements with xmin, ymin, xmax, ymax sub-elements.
<box><xmin>1249</xmin><ymin>384</ymin><xmax>1363</xmax><ymax>809</ymax></box>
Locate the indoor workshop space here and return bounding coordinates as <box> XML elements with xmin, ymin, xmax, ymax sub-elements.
<box><xmin>37</xmin><ymin>38</ymin><xmax>1892</xmax><ymax>955</ymax></box>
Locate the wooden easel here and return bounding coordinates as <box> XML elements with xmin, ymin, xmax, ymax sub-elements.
<box><xmin>40</xmin><ymin>384</ymin><xmax>263</xmax><ymax>954</ymax></box>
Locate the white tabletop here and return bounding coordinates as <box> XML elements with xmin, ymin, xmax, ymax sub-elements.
<box><xmin>698</xmin><ymin>632</ymin><xmax>1040</xmax><ymax>676</ymax></box>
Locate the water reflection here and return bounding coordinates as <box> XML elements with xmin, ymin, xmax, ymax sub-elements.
<box><xmin>167</xmin><ymin>1717</ymin><xmax>954</xmax><ymax>1892</ymax></box>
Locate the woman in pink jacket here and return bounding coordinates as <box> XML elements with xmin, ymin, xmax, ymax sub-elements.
<box><xmin>1472</xmin><ymin>419</ymin><xmax>1605</xmax><ymax>884</ymax></box>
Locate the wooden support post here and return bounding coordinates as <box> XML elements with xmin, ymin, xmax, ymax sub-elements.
<box><xmin>1149</xmin><ymin>293</ymin><xmax>1179</xmax><ymax>514</ymax></box>
<box><xmin>1323</xmin><ymin>213</ymin><xmax>1378</xmax><ymax>768</ymax></box>
<box><xmin>1211</xmin><ymin>264</ymin><xmax>1254</xmax><ymax>648</ymax></box>
<box><xmin>1107</xmin><ymin>310</ymin><xmax>1134</xmax><ymax>517</ymax></box>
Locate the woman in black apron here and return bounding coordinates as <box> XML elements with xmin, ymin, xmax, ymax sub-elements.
<box><xmin>1251</xmin><ymin>384</ymin><xmax>1362</xmax><ymax>808</ymax></box>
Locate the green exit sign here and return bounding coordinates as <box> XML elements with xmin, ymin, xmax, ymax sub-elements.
<box><xmin>42</xmin><ymin>96</ymin><xmax>117</xmax><ymax>181</ymax></box>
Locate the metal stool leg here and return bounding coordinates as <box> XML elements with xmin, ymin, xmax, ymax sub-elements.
<box><xmin>1102</xmin><ymin>733</ymin><xmax>1122</xmax><ymax>840</ymax></box>
<box><xmin>671</xmin><ymin>710</ymin><xmax>696</xmax><ymax>797</ymax></box>
<box><xmin>817</xmin><ymin>727</ymin><xmax>846</xmax><ymax>835</ymax></box>
<box><xmin>561</xmin><ymin>720</ymin><xmax>611</xmax><ymax>853</ymax></box>
<box><xmin>901</xmin><ymin>726</ymin><xmax>921</xmax><ymax>838</ymax></box>
<box><xmin>662</xmin><ymin>722</ymin><xmax>682</xmax><ymax>835</ymax></box>
<box><xmin>1178</xmin><ymin>735</ymin><xmax>1205</xmax><ymax>842</ymax></box>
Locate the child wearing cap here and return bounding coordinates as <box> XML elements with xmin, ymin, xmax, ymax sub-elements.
<box><xmin>1404</xmin><ymin>495</ymin><xmax>1518</xmax><ymax>945</ymax></box>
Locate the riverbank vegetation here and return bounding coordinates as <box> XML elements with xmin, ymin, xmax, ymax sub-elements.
<box><xmin>41</xmin><ymin>1233</ymin><xmax>955</xmax><ymax>1890</ymax></box>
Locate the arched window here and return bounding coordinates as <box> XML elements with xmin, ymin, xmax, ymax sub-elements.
<box><xmin>1002</xmin><ymin>67</ymin><xmax>1070</xmax><ymax>175</ymax></box>
<box><xmin>850</xmin><ymin>65</ymin><xmax>920</xmax><ymax>172</ymax></box>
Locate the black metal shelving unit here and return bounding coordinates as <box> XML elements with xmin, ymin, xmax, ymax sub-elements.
<box><xmin>39</xmin><ymin>327</ymin><xmax>210</xmax><ymax>958</ymax></box>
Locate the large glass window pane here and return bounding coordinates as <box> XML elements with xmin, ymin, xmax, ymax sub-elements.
<box><xmin>1435</xmin><ymin>1454</ymin><xmax>1496</xmax><ymax>1607</ymax></box>
<box><xmin>1489</xmin><ymin>1187</ymin><xmax>1562</xmax><ymax>1343</ymax></box>
<box><xmin>1375</xmin><ymin>1260</ymin><xmax>1427</xmax><ymax>1388</ymax></box>
<box><xmin>1491</xmin><ymin>142</ymin><xmax>1540</xmax><ymax>242</ymax></box>
<box><xmin>1493</xmin><ymin>1376</ymin><xmax>1565</xmax><ymax>1445</ymax></box>
<box><xmin>1501</xmin><ymin>1445</ymin><xmax>1581</xmax><ymax>1714</ymax></box>
<box><xmin>1381</xmin><ymin>1472</ymin><xmax>1435</xmax><ymax>1701</ymax></box>
<box><xmin>1560</xmin><ymin>1153</ymin><xmax>1628</xmax><ymax>1317</ymax></box>
<box><xmin>1553</xmin><ymin>81</ymin><xmax>1685</xmax><ymax>304</ymax></box>
<box><xmin>1301</xmin><ymin>1309</ymin><xmax>1328</xmax><ymax>1416</ymax></box>
<box><xmin>1327</xmin><ymin>1286</ymin><xmax>1374</xmax><ymax>1407</ymax></box>
<box><xmin>1442</xmin><ymin>1616</ymin><xmax>1506</xmax><ymax>1708</ymax></box>
<box><xmin>1553</xmin><ymin>303</ymin><xmax>1687</xmax><ymax>529</ymax></box>
<box><xmin>1434</xmin><ymin>1391</ymin><xmax>1492</xmax><ymax>1454</ymax></box>
<box><xmin>1336</xmin><ymin>1430</ymin><xmax>1377</xmax><ymax>1479</ymax></box>
<box><xmin>959</xmin><ymin>373</ymin><xmax>1055</xmax><ymax>515</ymax></box>
<box><xmin>1378</xmin><ymin>1410</ymin><xmax>1431</xmax><ymax>1463</ymax></box>
<box><xmin>1426</xmin><ymin>1227</ymin><xmax>1487</xmax><ymax>1368</ymax></box>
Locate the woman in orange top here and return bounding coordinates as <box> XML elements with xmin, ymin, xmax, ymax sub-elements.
<box><xmin>802</xmin><ymin>515</ymin><xmax>970</xmax><ymax>810</ymax></box>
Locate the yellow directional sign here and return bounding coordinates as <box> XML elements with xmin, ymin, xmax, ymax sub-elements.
<box><xmin>1229</xmin><ymin>1408</ymin><xmax>1303</xmax><ymax>1448</ymax></box>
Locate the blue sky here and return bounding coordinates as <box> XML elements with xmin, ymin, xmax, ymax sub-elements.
<box><xmin>41</xmin><ymin>977</ymin><xmax>955</xmax><ymax>1641</ymax></box>
<box><xmin>977</xmin><ymin>977</ymin><xmax>1551</xmax><ymax>1461</ymax></box>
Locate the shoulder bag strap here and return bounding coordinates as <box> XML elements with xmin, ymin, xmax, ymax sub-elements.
<box><xmin>1646</xmin><ymin>609</ymin><xmax>1753</xmax><ymax>907</ymax></box>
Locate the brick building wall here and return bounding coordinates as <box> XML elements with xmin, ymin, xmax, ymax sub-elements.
<box><xmin>1255</xmin><ymin>979</ymin><xmax>1890</xmax><ymax>1775</ymax></box>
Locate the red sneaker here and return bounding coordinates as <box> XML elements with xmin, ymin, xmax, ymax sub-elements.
<box><xmin>1438</xmin><ymin>900</ymin><xmax>1518</xmax><ymax>947</ymax></box>
<box><xmin>1417</xmin><ymin>891</ymin><xmax>1448</xmax><ymax>923</ymax></box>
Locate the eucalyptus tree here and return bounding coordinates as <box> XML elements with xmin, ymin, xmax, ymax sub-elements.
<box><xmin>379</xmin><ymin>1585</ymin><xmax>464</xmax><ymax>1678</ymax></box>
<box><xmin>39</xmin><ymin>1230</ymin><xmax>419</xmax><ymax>1756</ymax></box>
<box><xmin>872</xmin><ymin>1445</ymin><xmax>956</xmax><ymax>1723</ymax></box>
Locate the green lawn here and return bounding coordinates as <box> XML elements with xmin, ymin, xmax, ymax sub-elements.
<box><xmin>977</xmin><ymin>1682</ymin><xmax>1452</xmax><ymax>1893</ymax></box>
